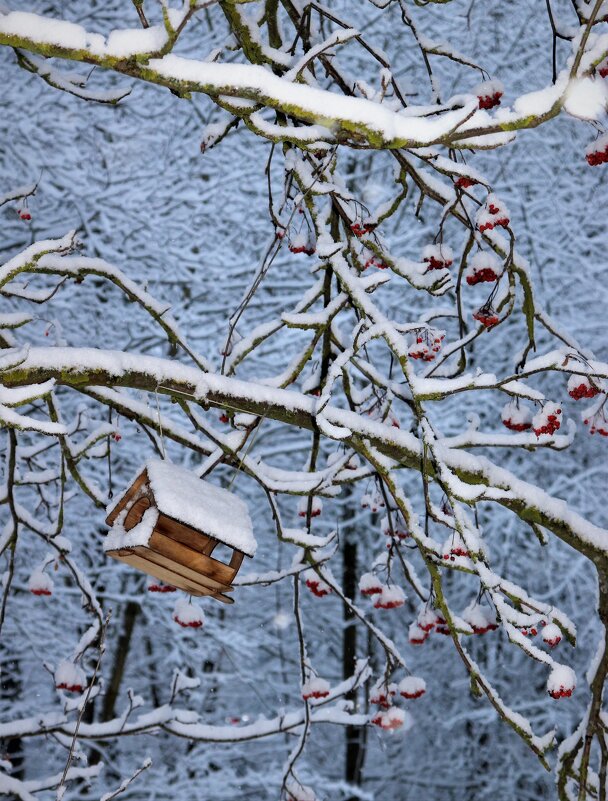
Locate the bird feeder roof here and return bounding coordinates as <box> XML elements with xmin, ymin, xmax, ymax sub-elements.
<box><xmin>107</xmin><ymin>459</ymin><xmax>257</xmax><ymax>556</ymax></box>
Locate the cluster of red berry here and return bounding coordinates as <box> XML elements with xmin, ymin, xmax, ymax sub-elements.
<box><xmin>442</xmin><ymin>531</ymin><xmax>472</xmax><ymax>561</ymax></box>
<box><xmin>549</xmin><ymin>684</ymin><xmax>573</xmax><ymax>699</ymax></box>
<box><xmin>532</xmin><ymin>403</ymin><xmax>562</xmax><ymax>437</ymax></box>
<box><xmin>370</xmin><ymin>681</ymin><xmax>396</xmax><ymax>709</ymax></box>
<box><xmin>409</xmin><ymin>608</ymin><xmax>449</xmax><ymax>645</ymax></box>
<box><xmin>16</xmin><ymin>204</ymin><xmax>31</xmax><ymax>221</ymax></box>
<box><xmin>173</xmin><ymin>616</ymin><xmax>203</xmax><ymax>628</ymax></box>
<box><xmin>358</xmin><ymin>573</ymin><xmax>406</xmax><ymax>608</ymax></box>
<box><xmin>54</xmin><ymin>661</ymin><xmax>86</xmax><ymax>694</ymax></box>
<box><xmin>148</xmin><ymin>582</ymin><xmax>177</xmax><ymax>593</ymax></box>
<box><xmin>363</xmin><ymin>254</ymin><xmax>387</xmax><ymax>270</ymax></box>
<box><xmin>373</xmin><ymin>585</ymin><xmax>406</xmax><ymax>610</ymax></box>
<box><xmin>350</xmin><ymin>220</ymin><xmax>375</xmax><ymax>237</ymax></box>
<box><xmin>28</xmin><ymin>569</ymin><xmax>54</xmax><ymax>596</ymax></box>
<box><xmin>370</xmin><ymin>675</ymin><xmax>426</xmax><ymax>731</ymax></box>
<box><xmin>470</xmin><ymin>619</ymin><xmax>498</xmax><ymax>636</ymax></box>
<box><xmin>516</xmin><ymin>619</ymin><xmax>562</xmax><ymax>645</ymax></box>
<box><xmin>422</xmin><ymin>244</ymin><xmax>453</xmax><ymax>271</ymax></box>
<box><xmin>455</xmin><ymin>176</ymin><xmax>477</xmax><ymax>189</ymax></box>
<box><xmin>442</xmin><ymin>547</ymin><xmax>470</xmax><ymax>561</ymax></box>
<box><xmin>301</xmin><ymin>677</ymin><xmax>330</xmax><ymax>700</ymax></box>
<box><xmin>361</xmin><ymin>491</ymin><xmax>385</xmax><ymax>512</ymax></box>
<box><xmin>172</xmin><ymin>599</ymin><xmax>204</xmax><ymax>628</ymax></box>
<box><xmin>585</xmin><ymin>134</ymin><xmax>608</xmax><ymax>166</ymax></box>
<box><xmin>465</xmin><ymin>252</ymin><xmax>501</xmax><ymax>285</ymax></box>
<box><xmin>178</xmin><ymin>616</ymin><xmax>203</xmax><ymax>629</ymax></box>
<box><xmin>467</xmin><ymin>266</ymin><xmax>498</xmax><ymax>285</ymax></box>
<box><xmin>371</xmin><ymin>706</ymin><xmax>406</xmax><ymax>731</ymax></box>
<box><xmin>476</xmin><ymin>194</ymin><xmax>510</xmax><ymax>232</ymax></box>
<box><xmin>30</xmin><ymin>586</ymin><xmax>52</xmax><ymax>597</ymax></box>
<box><xmin>56</xmin><ymin>680</ymin><xmax>84</xmax><ymax>692</ymax></box>
<box><xmin>304</xmin><ymin>570</ymin><xmax>332</xmax><ymax>598</ymax></box>
<box><xmin>517</xmin><ymin>617</ymin><xmax>562</xmax><ymax>644</ymax></box>
<box><xmin>398</xmin><ymin>676</ymin><xmax>426</xmax><ymax>699</ymax></box>
<box><xmin>289</xmin><ymin>236</ymin><xmax>316</xmax><ymax>255</ymax></box>
<box><xmin>541</xmin><ymin>623</ymin><xmax>563</xmax><ymax>648</ymax></box>
<box><xmin>408</xmin><ymin>330</ymin><xmax>444</xmax><ymax>361</ymax></box>
<box><xmin>381</xmin><ymin>513</ymin><xmax>410</xmax><ymax>544</ymax></box>
<box><xmin>359</xmin><ymin>572</ymin><xmax>383</xmax><ymax>596</ymax></box>
<box><xmin>547</xmin><ymin>664</ymin><xmax>576</xmax><ymax>699</ymax></box>
<box><xmin>462</xmin><ymin>604</ymin><xmax>499</xmax><ymax>635</ymax></box>
<box><xmin>568</xmin><ymin>375</ymin><xmax>599</xmax><ymax>400</ymax></box>
<box><xmin>501</xmin><ymin>401</ymin><xmax>533</xmax><ymax>432</ymax></box>
<box><xmin>478</xmin><ymin>91</ymin><xmax>502</xmax><ymax>110</ymax></box>
<box><xmin>474</xmin><ymin>79</ymin><xmax>504</xmax><ymax>110</ymax></box>
<box><xmin>297</xmin><ymin>496</ymin><xmax>322</xmax><ymax>517</ymax></box>
<box><xmin>472</xmin><ymin>304</ymin><xmax>500</xmax><ymax>328</ymax></box>
<box><xmin>583</xmin><ymin>411</ymin><xmax>608</xmax><ymax>436</ymax></box>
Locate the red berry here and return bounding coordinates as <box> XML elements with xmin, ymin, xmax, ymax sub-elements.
<box><xmin>472</xmin><ymin>305</ymin><xmax>500</xmax><ymax>328</ymax></box>
<box><xmin>478</xmin><ymin>91</ymin><xmax>502</xmax><ymax>110</ymax></box>
<box><xmin>548</xmin><ymin>686</ymin><xmax>573</xmax><ymax>699</ymax></box>
<box><xmin>456</xmin><ymin>176</ymin><xmax>477</xmax><ymax>189</ymax></box>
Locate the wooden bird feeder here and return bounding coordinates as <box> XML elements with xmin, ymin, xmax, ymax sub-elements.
<box><xmin>104</xmin><ymin>460</ymin><xmax>256</xmax><ymax>604</ymax></box>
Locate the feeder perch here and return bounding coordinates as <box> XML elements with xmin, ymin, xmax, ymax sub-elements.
<box><xmin>104</xmin><ymin>460</ymin><xmax>256</xmax><ymax>604</ymax></box>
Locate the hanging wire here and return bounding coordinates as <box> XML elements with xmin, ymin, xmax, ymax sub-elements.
<box><xmin>154</xmin><ymin>385</ymin><xmax>167</xmax><ymax>460</ymax></box>
<box><xmin>227</xmin><ymin>412</ymin><xmax>268</xmax><ymax>491</ymax></box>
<box><xmin>154</xmin><ymin>383</ymin><xmax>265</xmax><ymax>486</ymax></box>
<box><xmin>106</xmin><ymin>407</ymin><xmax>113</xmax><ymax>499</ymax></box>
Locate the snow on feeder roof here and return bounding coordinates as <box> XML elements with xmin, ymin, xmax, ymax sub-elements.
<box><xmin>104</xmin><ymin>459</ymin><xmax>256</xmax><ymax>604</ymax></box>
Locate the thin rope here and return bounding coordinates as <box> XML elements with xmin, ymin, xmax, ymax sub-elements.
<box><xmin>156</xmin><ymin>385</ymin><xmax>267</xmax><ymax>420</ymax></box>
<box><xmin>154</xmin><ymin>386</ymin><xmax>167</xmax><ymax>460</ymax></box>
<box><xmin>107</xmin><ymin>407</ymin><xmax>113</xmax><ymax>498</ymax></box>
<box><xmin>154</xmin><ymin>384</ymin><xmax>265</xmax><ymax>485</ymax></box>
<box><xmin>227</xmin><ymin>412</ymin><xmax>268</xmax><ymax>491</ymax></box>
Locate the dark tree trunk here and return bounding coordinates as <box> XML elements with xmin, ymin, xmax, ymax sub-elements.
<box><xmin>0</xmin><ymin>657</ymin><xmax>24</xmax><ymax>779</ymax></box>
<box><xmin>343</xmin><ymin>521</ymin><xmax>366</xmax><ymax>797</ymax></box>
<box><xmin>88</xmin><ymin>599</ymin><xmax>140</xmax><ymax>769</ymax></box>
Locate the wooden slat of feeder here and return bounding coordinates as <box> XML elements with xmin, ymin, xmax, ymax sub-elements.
<box><xmin>108</xmin><ymin>549</ymin><xmax>234</xmax><ymax>604</ymax></box>
<box><xmin>124</xmin><ymin>496</ymin><xmax>152</xmax><ymax>531</ymax></box>
<box><xmin>105</xmin><ymin>470</ymin><xmax>149</xmax><ymax>527</ymax></box>
<box><xmin>132</xmin><ymin>546</ymin><xmax>234</xmax><ymax>594</ymax></box>
<box><xmin>148</xmin><ymin>530</ymin><xmax>235</xmax><ymax>587</ymax></box>
<box><xmin>154</xmin><ymin>515</ymin><xmax>216</xmax><ymax>556</ymax></box>
<box><xmin>108</xmin><ymin>549</ymin><xmax>208</xmax><ymax>596</ymax></box>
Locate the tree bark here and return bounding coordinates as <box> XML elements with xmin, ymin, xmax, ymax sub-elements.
<box><xmin>342</xmin><ymin>485</ymin><xmax>366</xmax><ymax>797</ymax></box>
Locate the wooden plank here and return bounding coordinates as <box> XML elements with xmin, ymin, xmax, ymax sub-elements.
<box><xmin>149</xmin><ymin>530</ymin><xmax>235</xmax><ymax>587</ymax></box>
<box><xmin>124</xmin><ymin>497</ymin><xmax>152</xmax><ymax>531</ymax></box>
<box><xmin>155</xmin><ymin>515</ymin><xmax>213</xmax><ymax>555</ymax></box>
<box><xmin>131</xmin><ymin>546</ymin><xmax>231</xmax><ymax>591</ymax></box>
<box><xmin>105</xmin><ymin>469</ymin><xmax>149</xmax><ymax>526</ymax></box>
<box><xmin>107</xmin><ymin>549</ymin><xmax>208</xmax><ymax>596</ymax></box>
<box><xmin>107</xmin><ymin>549</ymin><xmax>234</xmax><ymax>604</ymax></box>
<box><xmin>134</xmin><ymin>545</ymin><xmax>235</xmax><ymax>593</ymax></box>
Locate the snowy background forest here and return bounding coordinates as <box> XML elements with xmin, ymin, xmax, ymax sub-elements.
<box><xmin>1</xmin><ymin>1</ymin><xmax>607</xmax><ymax>800</ymax></box>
